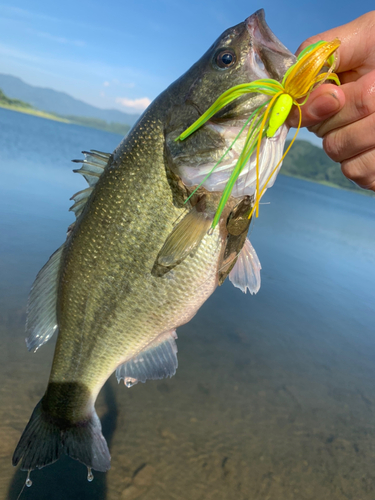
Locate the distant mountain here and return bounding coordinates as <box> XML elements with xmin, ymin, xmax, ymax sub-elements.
<box><xmin>0</xmin><ymin>74</ymin><xmax>140</xmax><ymax>126</ymax></box>
<box><xmin>0</xmin><ymin>87</ymin><xmax>131</xmax><ymax>135</ymax></box>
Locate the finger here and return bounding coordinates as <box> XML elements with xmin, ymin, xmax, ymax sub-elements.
<box><xmin>308</xmin><ymin>70</ymin><xmax>375</xmax><ymax>137</ymax></box>
<box><xmin>323</xmin><ymin>111</ymin><xmax>375</xmax><ymax>163</ymax></box>
<box><xmin>341</xmin><ymin>148</ymin><xmax>375</xmax><ymax>190</ymax></box>
<box><xmin>287</xmin><ymin>84</ymin><xmax>345</xmax><ymax>128</ymax></box>
<box><xmin>296</xmin><ymin>11</ymin><xmax>375</xmax><ymax>77</ymax></box>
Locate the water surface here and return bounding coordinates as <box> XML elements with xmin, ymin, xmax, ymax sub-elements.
<box><xmin>1</xmin><ymin>108</ymin><xmax>375</xmax><ymax>500</ymax></box>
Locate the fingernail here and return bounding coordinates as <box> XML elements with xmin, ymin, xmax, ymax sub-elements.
<box><xmin>309</xmin><ymin>92</ymin><xmax>340</xmax><ymax>119</ymax></box>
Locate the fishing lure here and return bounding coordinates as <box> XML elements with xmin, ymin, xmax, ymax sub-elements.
<box><xmin>176</xmin><ymin>40</ymin><xmax>341</xmax><ymax>229</ymax></box>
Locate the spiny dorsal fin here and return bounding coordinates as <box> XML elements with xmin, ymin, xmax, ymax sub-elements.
<box><xmin>26</xmin><ymin>244</ymin><xmax>65</xmax><ymax>352</ymax></box>
<box><xmin>116</xmin><ymin>330</ymin><xmax>178</xmax><ymax>387</ymax></box>
<box><xmin>229</xmin><ymin>238</ymin><xmax>261</xmax><ymax>294</ymax></box>
<box><xmin>69</xmin><ymin>187</ymin><xmax>94</xmax><ymax>218</ymax></box>
<box><xmin>151</xmin><ymin>201</ymin><xmax>212</xmax><ymax>277</ymax></box>
<box><xmin>72</xmin><ymin>149</ymin><xmax>111</xmax><ymax>185</ymax></box>
<box><xmin>69</xmin><ymin>150</ymin><xmax>112</xmax><ymax>221</ymax></box>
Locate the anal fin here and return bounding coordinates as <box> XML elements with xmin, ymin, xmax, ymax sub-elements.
<box><xmin>116</xmin><ymin>330</ymin><xmax>178</xmax><ymax>387</ymax></box>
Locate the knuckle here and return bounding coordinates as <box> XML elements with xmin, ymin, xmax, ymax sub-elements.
<box><xmin>341</xmin><ymin>160</ymin><xmax>361</xmax><ymax>183</ymax></box>
<box><xmin>308</xmin><ymin>124</ymin><xmax>324</xmax><ymax>138</ymax></box>
<box><xmin>356</xmin><ymin>83</ymin><xmax>374</xmax><ymax>119</ymax></box>
<box><xmin>341</xmin><ymin>152</ymin><xmax>375</xmax><ymax>189</ymax></box>
<box><xmin>323</xmin><ymin>132</ymin><xmax>342</xmax><ymax>162</ymax></box>
<box><xmin>296</xmin><ymin>36</ymin><xmax>319</xmax><ymax>55</ymax></box>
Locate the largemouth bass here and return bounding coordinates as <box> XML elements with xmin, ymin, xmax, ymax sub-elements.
<box><xmin>13</xmin><ymin>10</ymin><xmax>294</xmax><ymax>477</ymax></box>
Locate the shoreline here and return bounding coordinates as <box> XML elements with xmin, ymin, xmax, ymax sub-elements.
<box><xmin>1</xmin><ymin>104</ymin><xmax>371</xmax><ymax>198</ymax></box>
<box><xmin>0</xmin><ymin>103</ymin><xmax>127</xmax><ymax>136</ymax></box>
<box><xmin>0</xmin><ymin>103</ymin><xmax>70</xmax><ymax>123</ymax></box>
<box><xmin>280</xmin><ymin>171</ymin><xmax>373</xmax><ymax>197</ymax></box>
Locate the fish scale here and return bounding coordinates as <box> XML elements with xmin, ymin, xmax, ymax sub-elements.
<box><xmin>50</xmin><ymin>109</ymin><xmax>224</xmax><ymax>409</ymax></box>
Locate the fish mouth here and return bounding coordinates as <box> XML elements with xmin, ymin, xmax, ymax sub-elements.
<box><xmin>246</xmin><ymin>9</ymin><xmax>291</xmax><ymax>56</ymax></box>
<box><xmin>245</xmin><ymin>9</ymin><xmax>295</xmax><ymax>81</ymax></box>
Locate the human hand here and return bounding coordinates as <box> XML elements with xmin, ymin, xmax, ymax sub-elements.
<box><xmin>287</xmin><ymin>11</ymin><xmax>375</xmax><ymax>190</ymax></box>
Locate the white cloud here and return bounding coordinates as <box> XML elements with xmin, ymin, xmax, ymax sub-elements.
<box><xmin>0</xmin><ymin>4</ymin><xmax>100</xmax><ymax>32</ymax></box>
<box><xmin>107</xmin><ymin>80</ymin><xmax>135</xmax><ymax>89</ymax></box>
<box><xmin>122</xmin><ymin>82</ymin><xmax>135</xmax><ymax>89</ymax></box>
<box><xmin>116</xmin><ymin>97</ymin><xmax>151</xmax><ymax>111</ymax></box>
<box><xmin>31</xmin><ymin>30</ymin><xmax>85</xmax><ymax>47</ymax></box>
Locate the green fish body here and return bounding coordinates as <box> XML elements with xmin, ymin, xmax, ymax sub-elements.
<box><xmin>13</xmin><ymin>9</ymin><xmax>294</xmax><ymax>475</ymax></box>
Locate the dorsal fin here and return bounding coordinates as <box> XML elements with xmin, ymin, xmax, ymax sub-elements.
<box><xmin>69</xmin><ymin>187</ymin><xmax>94</xmax><ymax>218</ymax></box>
<box><xmin>26</xmin><ymin>244</ymin><xmax>65</xmax><ymax>352</ymax></box>
<box><xmin>27</xmin><ymin>151</ymin><xmax>112</xmax><ymax>351</ymax></box>
<box><xmin>69</xmin><ymin>150</ymin><xmax>112</xmax><ymax>223</ymax></box>
<box><xmin>229</xmin><ymin>237</ymin><xmax>261</xmax><ymax>294</ymax></box>
<box><xmin>69</xmin><ymin>149</ymin><xmax>112</xmax><ymax>213</ymax></box>
<box><xmin>72</xmin><ymin>150</ymin><xmax>111</xmax><ymax>186</ymax></box>
<box><xmin>116</xmin><ymin>330</ymin><xmax>178</xmax><ymax>387</ymax></box>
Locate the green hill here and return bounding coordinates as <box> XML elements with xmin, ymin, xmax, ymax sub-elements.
<box><xmin>0</xmin><ymin>89</ymin><xmax>33</xmax><ymax>109</ymax></box>
<box><xmin>0</xmin><ymin>73</ymin><xmax>140</xmax><ymax>126</ymax></box>
<box><xmin>281</xmin><ymin>139</ymin><xmax>366</xmax><ymax>193</ymax></box>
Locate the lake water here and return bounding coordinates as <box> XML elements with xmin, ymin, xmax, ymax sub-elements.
<box><xmin>1</xmin><ymin>107</ymin><xmax>375</xmax><ymax>500</ymax></box>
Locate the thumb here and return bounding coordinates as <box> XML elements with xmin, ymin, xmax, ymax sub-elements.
<box><xmin>287</xmin><ymin>84</ymin><xmax>345</xmax><ymax>128</ymax></box>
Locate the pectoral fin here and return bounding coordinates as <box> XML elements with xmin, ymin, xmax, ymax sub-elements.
<box><xmin>152</xmin><ymin>200</ymin><xmax>211</xmax><ymax>277</ymax></box>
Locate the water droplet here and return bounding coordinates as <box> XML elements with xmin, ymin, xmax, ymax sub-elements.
<box><xmin>207</xmin><ymin>227</ymin><xmax>214</xmax><ymax>236</ymax></box>
<box><xmin>87</xmin><ymin>468</ymin><xmax>94</xmax><ymax>482</ymax></box>
<box><xmin>26</xmin><ymin>471</ymin><xmax>32</xmax><ymax>487</ymax></box>
<box><xmin>124</xmin><ymin>377</ymin><xmax>137</xmax><ymax>388</ymax></box>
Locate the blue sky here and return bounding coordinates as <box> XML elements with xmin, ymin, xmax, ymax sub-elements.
<box><xmin>0</xmin><ymin>1</ymin><xmax>373</xmax><ymax>142</ymax></box>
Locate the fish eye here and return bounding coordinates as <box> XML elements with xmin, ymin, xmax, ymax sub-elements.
<box><xmin>215</xmin><ymin>49</ymin><xmax>236</xmax><ymax>69</ymax></box>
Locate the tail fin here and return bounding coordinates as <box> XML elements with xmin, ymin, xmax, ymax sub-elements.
<box><xmin>12</xmin><ymin>399</ymin><xmax>110</xmax><ymax>472</ymax></box>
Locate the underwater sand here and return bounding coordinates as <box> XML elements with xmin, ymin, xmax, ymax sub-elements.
<box><xmin>1</xmin><ymin>107</ymin><xmax>375</xmax><ymax>499</ymax></box>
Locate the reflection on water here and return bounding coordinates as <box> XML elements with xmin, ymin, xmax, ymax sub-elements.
<box><xmin>1</xmin><ymin>108</ymin><xmax>375</xmax><ymax>499</ymax></box>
